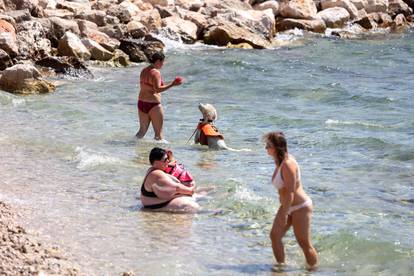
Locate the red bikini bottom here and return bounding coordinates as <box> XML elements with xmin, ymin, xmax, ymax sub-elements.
<box><xmin>138</xmin><ymin>100</ymin><xmax>160</xmax><ymax>114</ymax></box>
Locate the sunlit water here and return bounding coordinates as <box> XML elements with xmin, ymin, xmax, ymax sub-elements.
<box><xmin>1</xmin><ymin>30</ymin><xmax>414</xmax><ymax>275</ymax></box>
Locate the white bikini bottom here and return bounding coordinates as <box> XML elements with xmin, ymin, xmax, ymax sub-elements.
<box><xmin>288</xmin><ymin>199</ymin><xmax>312</xmax><ymax>215</ymax></box>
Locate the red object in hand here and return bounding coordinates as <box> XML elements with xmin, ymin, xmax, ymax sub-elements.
<box><xmin>175</xmin><ymin>76</ymin><xmax>184</xmax><ymax>84</ymax></box>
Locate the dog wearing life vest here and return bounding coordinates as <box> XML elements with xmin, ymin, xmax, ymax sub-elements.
<box><xmin>193</xmin><ymin>103</ymin><xmax>230</xmax><ymax>150</ymax></box>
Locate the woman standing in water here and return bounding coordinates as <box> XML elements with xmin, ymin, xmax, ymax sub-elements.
<box><xmin>135</xmin><ymin>52</ymin><xmax>182</xmax><ymax>140</ymax></box>
<box><xmin>264</xmin><ymin>131</ymin><xmax>318</xmax><ymax>269</ymax></box>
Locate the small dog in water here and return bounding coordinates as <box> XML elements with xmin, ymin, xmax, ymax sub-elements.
<box><xmin>192</xmin><ymin>103</ymin><xmax>249</xmax><ymax>151</ymax></box>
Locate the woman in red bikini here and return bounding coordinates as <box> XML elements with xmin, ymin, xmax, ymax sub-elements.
<box><xmin>264</xmin><ymin>131</ymin><xmax>318</xmax><ymax>269</ymax></box>
<box><xmin>135</xmin><ymin>52</ymin><xmax>182</xmax><ymax>140</ymax></box>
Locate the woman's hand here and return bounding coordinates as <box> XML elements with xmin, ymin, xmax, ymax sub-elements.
<box><xmin>173</xmin><ymin>76</ymin><xmax>184</xmax><ymax>86</ymax></box>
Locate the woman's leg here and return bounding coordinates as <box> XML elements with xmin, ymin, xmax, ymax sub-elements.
<box><xmin>136</xmin><ymin>110</ymin><xmax>151</xmax><ymax>139</ymax></box>
<box><xmin>270</xmin><ymin>208</ymin><xmax>292</xmax><ymax>264</ymax></box>
<box><xmin>148</xmin><ymin>104</ymin><xmax>164</xmax><ymax>140</ymax></box>
<box><xmin>156</xmin><ymin>196</ymin><xmax>200</xmax><ymax>213</ymax></box>
<box><xmin>291</xmin><ymin>206</ymin><xmax>318</xmax><ymax>268</ymax></box>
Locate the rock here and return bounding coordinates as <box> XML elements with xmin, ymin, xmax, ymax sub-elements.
<box><xmin>355</xmin><ymin>10</ymin><xmax>377</xmax><ymax>28</ymax></box>
<box><xmin>363</xmin><ymin>0</ymin><xmax>389</xmax><ymax>13</ymax></box>
<box><xmin>3</xmin><ymin>0</ymin><xmax>39</xmax><ymax>12</ymax></box>
<box><xmin>77</xmin><ymin>19</ymin><xmax>98</xmax><ymax>36</ymax></box>
<box><xmin>368</xmin><ymin>12</ymin><xmax>394</xmax><ymax>26</ymax></box>
<box><xmin>182</xmin><ymin>10</ymin><xmax>208</xmax><ymax>38</ymax></box>
<box><xmin>107</xmin><ymin>0</ymin><xmax>141</xmax><ymax>23</ymax></box>
<box><xmin>204</xmin><ymin>0</ymin><xmax>252</xmax><ymax>11</ymax></box>
<box><xmin>132</xmin><ymin>9</ymin><xmax>162</xmax><ymax>31</ymax></box>
<box><xmin>110</xmin><ymin>49</ymin><xmax>130</xmax><ymax>66</ymax></box>
<box><xmin>226</xmin><ymin>42</ymin><xmax>253</xmax><ymax>48</ymax></box>
<box><xmin>119</xmin><ymin>38</ymin><xmax>165</xmax><ymax>62</ymax></box>
<box><xmin>0</xmin><ymin>48</ymin><xmax>13</xmax><ymax>70</ymax></box>
<box><xmin>203</xmin><ymin>20</ymin><xmax>271</xmax><ymax>49</ymax></box>
<box><xmin>404</xmin><ymin>0</ymin><xmax>414</xmax><ymax>9</ymax></box>
<box><xmin>276</xmin><ymin>18</ymin><xmax>327</xmax><ymax>33</ymax></box>
<box><xmin>49</xmin><ymin>16</ymin><xmax>80</xmax><ymax>38</ymax></box>
<box><xmin>253</xmin><ymin>0</ymin><xmax>279</xmax><ymax>16</ymax></box>
<box><xmin>0</xmin><ymin>33</ymin><xmax>18</xmax><ymax>57</ymax></box>
<box><xmin>16</xmin><ymin>20</ymin><xmax>52</xmax><ymax>59</ymax></box>
<box><xmin>155</xmin><ymin>5</ymin><xmax>175</xmax><ymax>18</ymax></box>
<box><xmin>87</xmin><ymin>30</ymin><xmax>120</xmax><ymax>52</ymax></box>
<box><xmin>38</xmin><ymin>0</ymin><xmax>57</xmax><ymax>9</ymax></box>
<box><xmin>81</xmin><ymin>38</ymin><xmax>113</xmax><ymax>61</ymax></box>
<box><xmin>58</xmin><ymin>31</ymin><xmax>91</xmax><ymax>60</ymax></box>
<box><xmin>388</xmin><ymin>0</ymin><xmax>413</xmax><ymax>17</ymax></box>
<box><xmin>43</xmin><ymin>8</ymin><xmax>75</xmax><ymax>19</ymax></box>
<box><xmin>0</xmin><ymin>64</ymin><xmax>55</xmax><ymax>94</ymax></box>
<box><xmin>3</xmin><ymin>9</ymin><xmax>31</xmax><ymax>23</ymax></box>
<box><xmin>35</xmin><ymin>55</ymin><xmax>93</xmax><ymax>77</ymax></box>
<box><xmin>127</xmin><ymin>20</ymin><xmax>148</xmax><ymax>38</ymax></box>
<box><xmin>161</xmin><ymin>16</ymin><xmax>198</xmax><ymax>43</ymax></box>
<box><xmin>317</xmin><ymin>7</ymin><xmax>350</xmax><ymax>28</ymax></box>
<box><xmin>0</xmin><ymin>19</ymin><xmax>15</xmax><ymax>37</ymax></box>
<box><xmin>56</xmin><ymin>0</ymin><xmax>91</xmax><ymax>14</ymax></box>
<box><xmin>145</xmin><ymin>0</ymin><xmax>175</xmax><ymax>6</ymax></box>
<box><xmin>98</xmin><ymin>24</ymin><xmax>128</xmax><ymax>40</ymax></box>
<box><xmin>75</xmin><ymin>10</ymin><xmax>107</xmax><ymax>27</ymax></box>
<box><xmin>280</xmin><ymin>0</ymin><xmax>318</xmax><ymax>19</ymax></box>
<box><xmin>350</xmin><ymin>0</ymin><xmax>366</xmax><ymax>9</ymax></box>
<box><xmin>321</xmin><ymin>0</ymin><xmax>359</xmax><ymax>19</ymax></box>
<box><xmin>394</xmin><ymin>12</ymin><xmax>407</xmax><ymax>25</ymax></box>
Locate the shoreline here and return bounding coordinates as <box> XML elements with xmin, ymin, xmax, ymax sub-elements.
<box><xmin>0</xmin><ymin>201</ymin><xmax>81</xmax><ymax>275</ymax></box>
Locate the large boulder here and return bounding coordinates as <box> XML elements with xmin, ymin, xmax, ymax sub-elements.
<box><xmin>317</xmin><ymin>7</ymin><xmax>351</xmax><ymax>27</ymax></box>
<box><xmin>58</xmin><ymin>31</ymin><xmax>91</xmax><ymax>60</ymax></box>
<box><xmin>0</xmin><ymin>64</ymin><xmax>55</xmax><ymax>94</ymax></box>
<box><xmin>0</xmin><ymin>48</ymin><xmax>13</xmax><ymax>70</ymax></box>
<box><xmin>119</xmin><ymin>38</ymin><xmax>165</xmax><ymax>62</ymax></box>
<box><xmin>132</xmin><ymin>9</ymin><xmax>162</xmax><ymax>31</ymax></box>
<box><xmin>0</xmin><ymin>21</ymin><xmax>18</xmax><ymax>57</ymax></box>
<box><xmin>48</xmin><ymin>16</ymin><xmax>80</xmax><ymax>45</ymax></box>
<box><xmin>368</xmin><ymin>12</ymin><xmax>394</xmax><ymax>26</ymax></box>
<box><xmin>182</xmin><ymin>9</ymin><xmax>208</xmax><ymax>38</ymax></box>
<box><xmin>99</xmin><ymin>24</ymin><xmax>128</xmax><ymax>40</ymax></box>
<box><xmin>388</xmin><ymin>0</ymin><xmax>413</xmax><ymax>16</ymax></box>
<box><xmin>276</xmin><ymin>18</ymin><xmax>327</xmax><ymax>33</ymax></box>
<box><xmin>38</xmin><ymin>0</ymin><xmax>57</xmax><ymax>9</ymax></box>
<box><xmin>0</xmin><ymin>19</ymin><xmax>15</xmax><ymax>37</ymax></box>
<box><xmin>75</xmin><ymin>10</ymin><xmax>107</xmax><ymax>27</ymax></box>
<box><xmin>3</xmin><ymin>9</ymin><xmax>31</xmax><ymax>23</ymax></box>
<box><xmin>81</xmin><ymin>38</ymin><xmax>113</xmax><ymax>61</ymax></box>
<box><xmin>84</xmin><ymin>29</ymin><xmax>120</xmax><ymax>52</ymax></box>
<box><xmin>321</xmin><ymin>0</ymin><xmax>359</xmax><ymax>19</ymax></box>
<box><xmin>2</xmin><ymin>0</ymin><xmax>39</xmax><ymax>12</ymax></box>
<box><xmin>16</xmin><ymin>20</ymin><xmax>52</xmax><ymax>59</ymax></box>
<box><xmin>107</xmin><ymin>0</ymin><xmax>141</xmax><ymax>23</ymax></box>
<box><xmin>127</xmin><ymin>20</ymin><xmax>148</xmax><ymax>38</ymax></box>
<box><xmin>161</xmin><ymin>16</ymin><xmax>198</xmax><ymax>43</ymax></box>
<box><xmin>280</xmin><ymin>0</ymin><xmax>318</xmax><ymax>19</ymax></box>
<box><xmin>203</xmin><ymin>20</ymin><xmax>271</xmax><ymax>49</ymax></box>
<box><xmin>350</xmin><ymin>0</ymin><xmax>366</xmax><ymax>9</ymax></box>
<box><xmin>363</xmin><ymin>0</ymin><xmax>388</xmax><ymax>13</ymax></box>
<box><xmin>253</xmin><ymin>0</ymin><xmax>280</xmax><ymax>16</ymax></box>
<box><xmin>35</xmin><ymin>55</ymin><xmax>93</xmax><ymax>77</ymax></box>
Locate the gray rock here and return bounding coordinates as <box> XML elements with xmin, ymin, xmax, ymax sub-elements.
<box><xmin>0</xmin><ymin>48</ymin><xmax>12</xmax><ymax>70</ymax></box>
<box><xmin>3</xmin><ymin>9</ymin><xmax>31</xmax><ymax>23</ymax></box>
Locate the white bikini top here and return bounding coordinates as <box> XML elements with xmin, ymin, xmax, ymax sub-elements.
<box><xmin>272</xmin><ymin>157</ymin><xmax>301</xmax><ymax>190</ymax></box>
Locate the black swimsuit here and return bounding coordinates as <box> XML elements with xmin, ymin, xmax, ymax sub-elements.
<box><xmin>141</xmin><ymin>169</ymin><xmax>172</xmax><ymax>209</ymax></box>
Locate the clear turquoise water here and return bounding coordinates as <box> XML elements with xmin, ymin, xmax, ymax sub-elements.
<box><xmin>1</xmin><ymin>31</ymin><xmax>413</xmax><ymax>275</ymax></box>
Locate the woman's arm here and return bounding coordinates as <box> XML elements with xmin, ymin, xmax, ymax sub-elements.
<box><xmin>151</xmin><ymin>70</ymin><xmax>180</xmax><ymax>94</ymax></box>
<box><xmin>277</xmin><ymin>161</ymin><xmax>297</xmax><ymax>225</ymax></box>
<box><xmin>152</xmin><ymin>172</ymin><xmax>194</xmax><ymax>199</ymax></box>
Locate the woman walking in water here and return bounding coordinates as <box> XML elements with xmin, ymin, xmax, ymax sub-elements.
<box><xmin>135</xmin><ymin>52</ymin><xmax>182</xmax><ymax>140</ymax></box>
<box><xmin>264</xmin><ymin>131</ymin><xmax>318</xmax><ymax>269</ymax></box>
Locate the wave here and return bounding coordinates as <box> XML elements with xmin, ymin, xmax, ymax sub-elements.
<box><xmin>325</xmin><ymin>119</ymin><xmax>385</xmax><ymax>128</ymax></box>
<box><xmin>71</xmin><ymin>146</ymin><xmax>122</xmax><ymax>170</ymax></box>
<box><xmin>0</xmin><ymin>92</ymin><xmax>26</xmax><ymax>107</ymax></box>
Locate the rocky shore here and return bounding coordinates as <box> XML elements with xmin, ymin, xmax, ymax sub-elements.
<box><xmin>0</xmin><ymin>0</ymin><xmax>413</xmax><ymax>94</ymax></box>
<box><xmin>0</xmin><ymin>201</ymin><xmax>80</xmax><ymax>275</ymax></box>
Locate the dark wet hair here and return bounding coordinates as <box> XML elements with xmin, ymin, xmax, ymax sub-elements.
<box><xmin>149</xmin><ymin>52</ymin><xmax>165</xmax><ymax>64</ymax></box>
<box><xmin>149</xmin><ymin>147</ymin><xmax>166</xmax><ymax>165</ymax></box>
<box><xmin>263</xmin><ymin>131</ymin><xmax>288</xmax><ymax>165</ymax></box>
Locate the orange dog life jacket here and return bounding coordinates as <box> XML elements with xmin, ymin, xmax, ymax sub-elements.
<box><xmin>196</xmin><ymin>123</ymin><xmax>224</xmax><ymax>146</ymax></box>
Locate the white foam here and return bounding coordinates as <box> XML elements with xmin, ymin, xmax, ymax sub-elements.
<box><xmin>325</xmin><ymin>119</ymin><xmax>384</xmax><ymax>128</ymax></box>
<box><xmin>0</xmin><ymin>92</ymin><xmax>26</xmax><ymax>107</ymax></box>
<box><xmin>72</xmin><ymin>146</ymin><xmax>122</xmax><ymax>170</ymax></box>
<box><xmin>234</xmin><ymin>185</ymin><xmax>263</xmax><ymax>202</ymax></box>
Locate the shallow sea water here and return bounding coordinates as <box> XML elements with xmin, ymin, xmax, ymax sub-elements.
<box><xmin>1</xmin><ymin>30</ymin><xmax>414</xmax><ymax>275</ymax></box>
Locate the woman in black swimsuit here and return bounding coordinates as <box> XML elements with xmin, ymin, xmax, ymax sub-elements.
<box><xmin>140</xmin><ymin>147</ymin><xmax>199</xmax><ymax>212</ymax></box>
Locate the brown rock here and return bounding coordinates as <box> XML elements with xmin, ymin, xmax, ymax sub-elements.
<box><xmin>81</xmin><ymin>38</ymin><xmax>114</xmax><ymax>61</ymax></box>
<box><xmin>35</xmin><ymin>55</ymin><xmax>93</xmax><ymax>77</ymax></box>
<box><xmin>276</xmin><ymin>18</ymin><xmax>327</xmax><ymax>33</ymax></box>
<box><xmin>3</xmin><ymin>9</ymin><xmax>31</xmax><ymax>23</ymax></box>
<box><xmin>388</xmin><ymin>0</ymin><xmax>413</xmax><ymax>17</ymax></box>
<box><xmin>317</xmin><ymin>7</ymin><xmax>350</xmax><ymax>28</ymax></box>
<box><xmin>161</xmin><ymin>15</ymin><xmax>198</xmax><ymax>43</ymax></box>
<box><xmin>280</xmin><ymin>0</ymin><xmax>318</xmax><ymax>19</ymax></box>
<box><xmin>58</xmin><ymin>31</ymin><xmax>91</xmax><ymax>60</ymax></box>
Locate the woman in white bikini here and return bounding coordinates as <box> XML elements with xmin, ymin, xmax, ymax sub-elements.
<box><xmin>264</xmin><ymin>131</ymin><xmax>318</xmax><ymax>269</ymax></box>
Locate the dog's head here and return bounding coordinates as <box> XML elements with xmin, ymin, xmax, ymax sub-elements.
<box><xmin>198</xmin><ymin>103</ymin><xmax>217</xmax><ymax>122</ymax></box>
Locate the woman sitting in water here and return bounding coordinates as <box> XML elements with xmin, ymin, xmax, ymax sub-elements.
<box><xmin>140</xmin><ymin>147</ymin><xmax>199</xmax><ymax>212</ymax></box>
<box><xmin>264</xmin><ymin>131</ymin><xmax>318</xmax><ymax>269</ymax></box>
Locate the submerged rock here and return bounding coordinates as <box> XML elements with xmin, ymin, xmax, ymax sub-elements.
<box><xmin>0</xmin><ymin>64</ymin><xmax>55</xmax><ymax>94</ymax></box>
<box><xmin>35</xmin><ymin>56</ymin><xmax>93</xmax><ymax>77</ymax></box>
